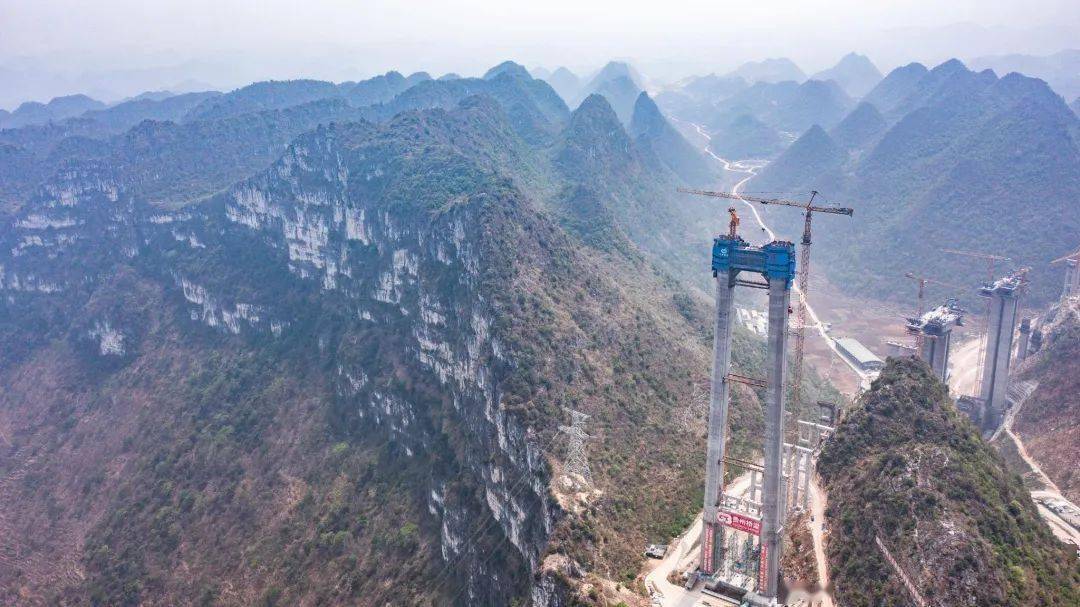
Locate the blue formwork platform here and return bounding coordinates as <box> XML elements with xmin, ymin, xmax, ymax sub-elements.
<box><xmin>712</xmin><ymin>236</ymin><xmax>797</xmax><ymax>287</ymax></box>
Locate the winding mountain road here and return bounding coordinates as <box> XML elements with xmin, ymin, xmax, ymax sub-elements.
<box><xmin>675</xmin><ymin>118</ymin><xmax>872</xmax><ymax>387</ymax></box>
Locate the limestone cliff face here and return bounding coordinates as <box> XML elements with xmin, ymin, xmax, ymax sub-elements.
<box><xmin>0</xmin><ymin>110</ymin><xmax>563</xmax><ymax>605</ymax></box>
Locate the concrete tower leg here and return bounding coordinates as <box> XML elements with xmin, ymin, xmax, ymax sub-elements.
<box><xmin>940</xmin><ymin>330</ymin><xmax>952</xmax><ymax>381</ymax></box>
<box><xmin>760</xmin><ymin>275</ymin><xmax>791</xmax><ymax>599</ymax></box>
<box><xmin>1016</xmin><ymin>319</ymin><xmax>1031</xmax><ymax>364</ymax></box>
<box><xmin>789</xmin><ymin>447</ymin><xmax>803</xmax><ymax>510</ymax></box>
<box><xmin>981</xmin><ymin>293</ymin><xmax>1018</xmax><ymax>433</ymax></box>
<box><xmin>700</xmin><ymin>271</ymin><xmax>736</xmax><ymax>575</ymax></box>
<box><xmin>1064</xmin><ymin>261</ymin><xmax>1077</xmax><ymax>300</ymax></box>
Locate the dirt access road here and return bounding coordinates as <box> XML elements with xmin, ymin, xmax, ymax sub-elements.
<box><xmin>947</xmin><ymin>338</ymin><xmax>1080</xmax><ymax>546</ymax></box>
<box><xmin>642</xmin><ymin>473</ymin><xmax>752</xmax><ymax>606</ymax></box>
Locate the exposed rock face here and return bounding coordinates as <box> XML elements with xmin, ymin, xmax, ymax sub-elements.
<box><xmin>1014</xmin><ymin>298</ymin><xmax>1080</xmax><ymax>502</ymax></box>
<box><xmin>2</xmin><ymin>107</ymin><xmax>560</xmax><ymax>605</ymax></box>
<box><xmin>818</xmin><ymin>358</ymin><xmax>1079</xmax><ymax>607</ymax></box>
<box><xmin>0</xmin><ymin>75</ymin><xmax>732</xmax><ymax>604</ymax></box>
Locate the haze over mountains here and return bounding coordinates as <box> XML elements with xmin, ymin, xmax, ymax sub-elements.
<box><xmin>2</xmin><ymin>45</ymin><xmax>1079</xmax><ymax>606</ymax></box>
<box><xmin>751</xmin><ymin>58</ymin><xmax>1080</xmax><ymax>304</ymax></box>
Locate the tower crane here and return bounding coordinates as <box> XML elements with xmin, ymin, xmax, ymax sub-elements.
<box><xmin>903</xmin><ymin>272</ymin><xmax>966</xmax><ymax>351</ymax></box>
<box><xmin>941</xmin><ymin>248</ymin><xmax>1011</xmax><ymax>387</ymax></box>
<box><xmin>678</xmin><ymin>187</ymin><xmax>853</xmax><ymax>409</ymax></box>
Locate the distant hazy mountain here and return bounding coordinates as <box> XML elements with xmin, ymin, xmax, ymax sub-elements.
<box><xmin>82</xmin><ymin>91</ymin><xmax>222</xmax><ymax>131</ymax></box>
<box><xmin>680</xmin><ymin>73</ymin><xmax>750</xmax><ymax>101</ymax></box>
<box><xmin>712</xmin><ymin>79</ymin><xmax>854</xmax><ymax>134</ymax></box>
<box><xmin>529</xmin><ymin>66</ymin><xmax>552</xmax><ymax>80</ymax></box>
<box><xmin>587</xmin><ymin>75</ymin><xmax>641</xmax><ymax>125</ymax></box>
<box><xmin>183</xmin><ymin>79</ymin><xmax>344</xmax><ymax>121</ymax></box>
<box><xmin>707</xmin><ymin>114</ymin><xmax>784</xmax><ymax>159</ymax></box>
<box><xmin>862</xmin><ymin>62</ymin><xmax>929</xmax><ymax>116</ymax></box>
<box><xmin>345</xmin><ymin>71</ymin><xmax>432</xmax><ymax>106</ymax></box>
<box><xmin>572</xmin><ymin>61</ymin><xmax>645</xmax><ymax>123</ymax></box>
<box><xmin>754</xmin><ymin>59</ymin><xmax>1080</xmax><ymax>304</ymax></box>
<box><xmin>1072</xmin><ymin>97</ymin><xmax>1080</xmax><ymax>116</ymax></box>
<box><xmin>724</xmin><ymin>57</ymin><xmax>805</xmax><ymax>84</ymax></box>
<box><xmin>969</xmin><ymin>49</ymin><xmax>1080</xmax><ymax>100</ymax></box>
<box><xmin>828</xmin><ymin>101</ymin><xmax>887</xmax><ymax>150</ymax></box>
<box><xmin>483</xmin><ymin>60</ymin><xmax>532</xmax><ymax>81</ymax></box>
<box><xmin>629</xmin><ymin>92</ymin><xmax>715</xmax><ymax>185</ymax></box>
<box><xmin>652</xmin><ymin>75</ymin><xmax>749</xmax><ymax>126</ymax></box>
<box><xmin>170</xmin><ymin>72</ymin><xmax>440</xmax><ymax>124</ymax></box>
<box><xmin>584</xmin><ymin>61</ymin><xmax>643</xmax><ymax>90</ymax></box>
<box><xmin>810</xmin><ymin>53</ymin><xmax>883</xmax><ymax>97</ymax></box>
<box><xmin>544</xmin><ymin>67</ymin><xmax>581</xmax><ymax>105</ymax></box>
<box><xmin>753</xmin><ymin>125</ymin><xmax>846</xmax><ymax>194</ymax></box>
<box><xmin>0</xmin><ymin>94</ymin><xmax>105</xmax><ymax>128</ymax></box>
<box><xmin>124</xmin><ymin>90</ymin><xmax>179</xmax><ymax>103</ymax></box>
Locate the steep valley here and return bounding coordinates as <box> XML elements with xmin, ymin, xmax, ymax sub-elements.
<box><xmin>0</xmin><ymin>67</ymin><xmax>757</xmax><ymax>605</ymax></box>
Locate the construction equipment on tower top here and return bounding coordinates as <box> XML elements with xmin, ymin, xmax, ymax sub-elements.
<box><xmin>679</xmin><ymin>187</ymin><xmax>853</xmax><ymax>410</ymax></box>
<box><xmin>941</xmin><ymin>248</ymin><xmax>1011</xmax><ymax>389</ymax></box>
<box><xmin>903</xmin><ymin>272</ymin><xmax>965</xmax><ymax>351</ymax></box>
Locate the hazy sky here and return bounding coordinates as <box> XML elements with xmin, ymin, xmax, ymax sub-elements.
<box><xmin>1</xmin><ymin>0</ymin><xmax>1078</xmax><ymax>105</ymax></box>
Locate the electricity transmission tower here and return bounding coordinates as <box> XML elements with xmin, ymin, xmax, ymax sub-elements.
<box><xmin>560</xmin><ymin>408</ymin><xmax>592</xmax><ymax>485</ymax></box>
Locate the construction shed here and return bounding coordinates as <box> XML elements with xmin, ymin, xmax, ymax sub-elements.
<box><xmin>835</xmin><ymin>337</ymin><xmax>885</xmax><ymax>371</ymax></box>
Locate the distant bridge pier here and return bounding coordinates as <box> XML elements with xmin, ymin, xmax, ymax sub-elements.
<box><xmin>1016</xmin><ymin>318</ymin><xmax>1031</xmax><ymax>364</ymax></box>
<box><xmin>906</xmin><ymin>300</ymin><xmax>964</xmax><ymax>382</ymax></box>
<box><xmin>979</xmin><ymin>271</ymin><xmax>1026</xmax><ymax>434</ymax></box>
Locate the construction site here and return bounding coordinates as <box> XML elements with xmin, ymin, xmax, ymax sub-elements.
<box><xmin>642</xmin><ymin>182</ymin><xmax>1080</xmax><ymax>606</ymax></box>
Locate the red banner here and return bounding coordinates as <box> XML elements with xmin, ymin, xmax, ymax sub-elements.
<box><xmin>758</xmin><ymin>544</ymin><xmax>769</xmax><ymax>590</ymax></box>
<box><xmin>702</xmin><ymin>523</ymin><xmax>716</xmax><ymax>573</ymax></box>
<box><xmin>717</xmin><ymin>509</ymin><xmax>761</xmax><ymax>536</ymax></box>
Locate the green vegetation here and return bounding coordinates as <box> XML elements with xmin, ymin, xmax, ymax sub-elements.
<box><xmin>818</xmin><ymin>358</ymin><xmax>1079</xmax><ymax>606</ymax></box>
<box><xmin>755</xmin><ymin>60</ymin><xmax>1080</xmax><ymax>306</ymax></box>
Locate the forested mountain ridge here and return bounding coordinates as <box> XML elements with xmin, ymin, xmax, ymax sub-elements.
<box><xmin>0</xmin><ymin>94</ymin><xmax>106</xmax><ymax>129</ymax></box>
<box><xmin>753</xmin><ymin>59</ymin><xmax>1080</xmax><ymax>305</ymax></box>
<box><xmin>818</xmin><ymin>358</ymin><xmax>1079</xmax><ymax>607</ymax></box>
<box><xmin>0</xmin><ymin>65</ymin><xmax>738</xmax><ymax>605</ymax></box>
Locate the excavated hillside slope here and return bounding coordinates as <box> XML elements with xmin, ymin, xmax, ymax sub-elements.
<box><xmin>1014</xmin><ymin>298</ymin><xmax>1080</xmax><ymax>503</ymax></box>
